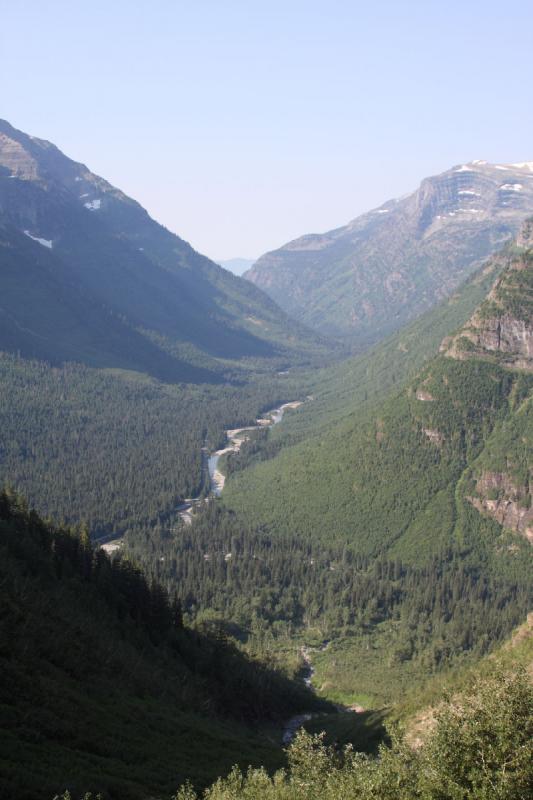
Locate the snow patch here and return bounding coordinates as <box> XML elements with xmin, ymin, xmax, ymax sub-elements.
<box><xmin>458</xmin><ymin>190</ymin><xmax>481</xmax><ymax>196</ymax></box>
<box><xmin>510</xmin><ymin>162</ymin><xmax>533</xmax><ymax>171</ymax></box>
<box><xmin>84</xmin><ymin>198</ymin><xmax>101</xmax><ymax>211</ymax></box>
<box><xmin>80</xmin><ymin>193</ymin><xmax>89</xmax><ymax>198</ymax></box>
<box><xmin>455</xmin><ymin>165</ymin><xmax>474</xmax><ymax>172</ymax></box>
<box><xmin>499</xmin><ymin>183</ymin><xmax>523</xmax><ymax>192</ymax></box>
<box><xmin>24</xmin><ymin>231</ymin><xmax>53</xmax><ymax>249</ymax></box>
<box><xmin>374</xmin><ymin>208</ymin><xmax>390</xmax><ymax>214</ymax></box>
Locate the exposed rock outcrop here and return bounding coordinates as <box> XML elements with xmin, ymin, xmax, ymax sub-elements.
<box><xmin>444</xmin><ymin>220</ymin><xmax>533</xmax><ymax>370</ymax></box>
<box><xmin>469</xmin><ymin>470</ymin><xmax>533</xmax><ymax>544</ymax></box>
<box><xmin>422</xmin><ymin>427</ymin><xmax>445</xmax><ymax>446</ymax></box>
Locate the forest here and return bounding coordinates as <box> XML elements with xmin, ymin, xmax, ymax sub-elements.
<box><xmin>0</xmin><ymin>490</ymin><xmax>330</xmax><ymax>799</ymax></box>
<box><xmin>0</xmin><ymin>352</ymin><xmax>313</xmax><ymax>538</ymax></box>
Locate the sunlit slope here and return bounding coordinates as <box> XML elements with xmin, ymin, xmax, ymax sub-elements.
<box><xmin>246</xmin><ymin>160</ymin><xmax>533</xmax><ymax>345</ymax></box>
<box><xmin>223</xmin><ymin>226</ymin><xmax>533</xmax><ymax>565</ymax></box>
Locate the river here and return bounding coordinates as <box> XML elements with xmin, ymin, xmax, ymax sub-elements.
<box><xmin>100</xmin><ymin>399</ymin><xmax>303</xmax><ymax>551</ymax></box>
<box><xmin>207</xmin><ymin>400</ymin><xmax>303</xmax><ymax>497</ymax></box>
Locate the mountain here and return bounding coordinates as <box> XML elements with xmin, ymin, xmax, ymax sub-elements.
<box><xmin>227</xmin><ymin>223</ymin><xmax>533</xmax><ymax>560</ymax></box>
<box><xmin>217</xmin><ymin>257</ymin><xmax>256</xmax><ymax>276</ymax></box>
<box><xmin>245</xmin><ymin>161</ymin><xmax>533</xmax><ymax>346</ymax></box>
<box><xmin>0</xmin><ymin>490</ymin><xmax>326</xmax><ymax>799</ymax></box>
<box><xmin>197</xmin><ymin>223</ymin><xmax>533</xmax><ymax>711</ymax></box>
<box><xmin>0</xmin><ymin>119</ymin><xmax>328</xmax><ymax>383</ymax></box>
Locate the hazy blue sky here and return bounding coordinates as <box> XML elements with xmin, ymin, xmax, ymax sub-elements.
<box><xmin>2</xmin><ymin>1</ymin><xmax>532</xmax><ymax>259</ymax></box>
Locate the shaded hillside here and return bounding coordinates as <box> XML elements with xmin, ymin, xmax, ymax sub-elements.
<box><xmin>0</xmin><ymin>491</ymin><xmax>326</xmax><ymax>800</ymax></box>
<box><xmin>0</xmin><ymin>119</ymin><xmax>329</xmax><ymax>382</ymax></box>
<box><xmin>246</xmin><ymin>161</ymin><xmax>533</xmax><ymax>345</ymax></box>
<box><xmin>173</xmin><ymin>669</ymin><xmax>533</xmax><ymax>800</ymax></box>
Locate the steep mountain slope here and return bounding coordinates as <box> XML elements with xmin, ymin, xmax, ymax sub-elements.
<box><xmin>225</xmin><ymin>223</ymin><xmax>533</xmax><ymax>565</ymax></box>
<box><xmin>246</xmin><ymin>161</ymin><xmax>533</xmax><ymax>345</ymax></box>
<box><xmin>0</xmin><ymin>119</ymin><xmax>328</xmax><ymax>382</ymax></box>
<box><xmin>400</xmin><ymin>611</ymin><xmax>533</xmax><ymax>748</ymax></box>
<box><xmin>0</xmin><ymin>491</ymin><xmax>326</xmax><ymax>800</ymax></box>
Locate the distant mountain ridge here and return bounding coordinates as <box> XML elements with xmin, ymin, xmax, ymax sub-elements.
<box><xmin>245</xmin><ymin>160</ymin><xmax>533</xmax><ymax>346</ymax></box>
<box><xmin>0</xmin><ymin>119</ymin><xmax>327</xmax><ymax>382</ymax></box>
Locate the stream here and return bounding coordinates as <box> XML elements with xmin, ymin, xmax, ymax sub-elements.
<box><xmin>206</xmin><ymin>400</ymin><xmax>303</xmax><ymax>498</ymax></box>
<box><xmin>280</xmin><ymin>640</ymin><xmax>365</xmax><ymax>747</ymax></box>
<box><xmin>100</xmin><ymin>400</ymin><xmax>303</xmax><ymax>552</ymax></box>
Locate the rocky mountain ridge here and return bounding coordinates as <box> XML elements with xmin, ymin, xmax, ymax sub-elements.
<box><xmin>245</xmin><ymin>161</ymin><xmax>533</xmax><ymax>346</ymax></box>
<box><xmin>0</xmin><ymin>119</ymin><xmax>327</xmax><ymax>380</ymax></box>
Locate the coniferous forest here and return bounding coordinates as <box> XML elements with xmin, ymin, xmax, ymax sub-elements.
<box><xmin>1</xmin><ymin>23</ymin><xmax>533</xmax><ymax>798</ymax></box>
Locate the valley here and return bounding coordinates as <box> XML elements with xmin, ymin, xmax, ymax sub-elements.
<box><xmin>0</xmin><ymin>117</ymin><xmax>531</xmax><ymax>800</ymax></box>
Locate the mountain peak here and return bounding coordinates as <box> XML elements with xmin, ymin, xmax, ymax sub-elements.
<box><xmin>245</xmin><ymin>161</ymin><xmax>533</xmax><ymax>344</ymax></box>
<box><xmin>0</xmin><ymin>119</ymin><xmax>328</xmax><ymax>379</ymax></box>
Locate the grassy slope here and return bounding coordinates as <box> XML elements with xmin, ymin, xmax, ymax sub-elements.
<box><xmin>223</xmin><ymin>357</ymin><xmax>532</xmax><ymax>557</ymax></box>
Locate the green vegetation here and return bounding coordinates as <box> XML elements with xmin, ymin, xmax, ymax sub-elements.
<box><xmin>0</xmin><ymin>491</ymin><xmax>329</xmax><ymax>800</ymax></box>
<box><xmin>172</xmin><ymin>670</ymin><xmax>533</xmax><ymax>800</ymax></box>
<box><xmin>129</xmin><ymin>499</ymin><xmax>531</xmax><ymax>710</ymax></box>
<box><xmin>0</xmin><ymin>352</ymin><xmax>315</xmax><ymax>538</ymax></box>
<box><xmin>222</xmin><ymin>357</ymin><xmax>532</xmax><ymax>557</ymax></box>
<box><xmin>395</xmin><ymin>611</ymin><xmax>533</xmax><ymax>730</ymax></box>
<box><xmin>484</xmin><ymin>246</ymin><xmax>533</xmax><ymax>323</ymax></box>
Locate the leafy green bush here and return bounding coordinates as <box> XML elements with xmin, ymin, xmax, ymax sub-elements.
<box><xmin>173</xmin><ymin>670</ymin><xmax>533</xmax><ymax>799</ymax></box>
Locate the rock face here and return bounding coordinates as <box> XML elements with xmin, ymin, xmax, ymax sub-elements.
<box><xmin>245</xmin><ymin>161</ymin><xmax>533</xmax><ymax>345</ymax></box>
<box><xmin>469</xmin><ymin>315</ymin><xmax>533</xmax><ymax>366</ymax></box>
<box><xmin>470</xmin><ymin>471</ymin><xmax>533</xmax><ymax>544</ymax></box>
<box><xmin>445</xmin><ymin>220</ymin><xmax>533</xmax><ymax>370</ymax></box>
